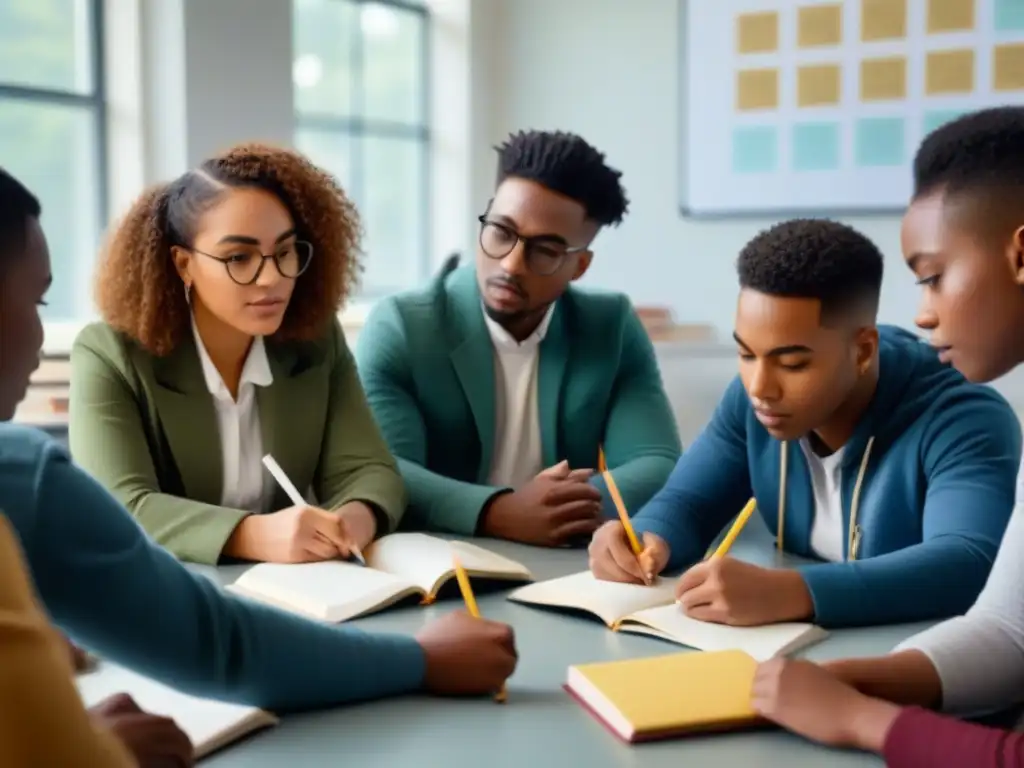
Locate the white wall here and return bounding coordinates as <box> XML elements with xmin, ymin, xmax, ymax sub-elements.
<box><xmin>467</xmin><ymin>0</ymin><xmax>922</xmax><ymax>338</ymax></box>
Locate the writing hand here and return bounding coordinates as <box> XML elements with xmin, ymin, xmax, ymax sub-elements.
<box><xmin>416</xmin><ymin>611</ymin><xmax>518</xmax><ymax>696</ymax></box>
<box><xmin>588</xmin><ymin>522</ymin><xmax>669</xmax><ymax>584</ymax></box>
<box><xmin>675</xmin><ymin>557</ymin><xmax>813</xmax><ymax>626</ymax></box>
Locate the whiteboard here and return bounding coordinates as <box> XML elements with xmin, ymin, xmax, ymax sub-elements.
<box><xmin>681</xmin><ymin>0</ymin><xmax>1024</xmax><ymax>216</ymax></box>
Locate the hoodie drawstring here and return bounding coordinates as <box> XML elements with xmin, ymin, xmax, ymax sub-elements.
<box><xmin>776</xmin><ymin>436</ymin><xmax>875</xmax><ymax>561</ymax></box>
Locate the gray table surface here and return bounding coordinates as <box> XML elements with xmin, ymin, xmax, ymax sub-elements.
<box><xmin>187</xmin><ymin>519</ymin><xmax>933</xmax><ymax>767</ymax></box>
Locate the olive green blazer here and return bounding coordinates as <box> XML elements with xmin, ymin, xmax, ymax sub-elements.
<box><xmin>68</xmin><ymin>320</ymin><xmax>406</xmax><ymax>565</ymax></box>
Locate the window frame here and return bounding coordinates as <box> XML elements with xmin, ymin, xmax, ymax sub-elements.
<box><xmin>294</xmin><ymin>0</ymin><xmax>432</xmax><ymax>300</ymax></box>
<box><xmin>0</xmin><ymin>0</ymin><xmax>110</xmax><ymax>236</ymax></box>
<box><xmin>0</xmin><ymin>0</ymin><xmax>109</xmax><ymax>349</ymax></box>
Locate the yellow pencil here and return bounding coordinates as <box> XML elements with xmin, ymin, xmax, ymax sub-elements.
<box><xmin>710</xmin><ymin>498</ymin><xmax>757</xmax><ymax>560</ymax></box>
<box><xmin>452</xmin><ymin>554</ymin><xmax>507</xmax><ymax>703</ymax></box>
<box><xmin>599</xmin><ymin>447</ymin><xmax>642</xmax><ymax>556</ymax></box>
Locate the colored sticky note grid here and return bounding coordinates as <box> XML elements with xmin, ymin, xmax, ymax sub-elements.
<box><xmin>994</xmin><ymin>0</ymin><xmax>1024</xmax><ymax>31</ymax></box>
<box><xmin>792</xmin><ymin>123</ymin><xmax>841</xmax><ymax>171</ymax></box>
<box><xmin>861</xmin><ymin>0</ymin><xmax>908</xmax><ymax>40</ymax></box>
<box><xmin>736</xmin><ymin>68</ymin><xmax>779</xmax><ymax>110</ymax></box>
<box><xmin>994</xmin><ymin>43</ymin><xmax>1024</xmax><ymax>91</ymax></box>
<box><xmin>927</xmin><ymin>0</ymin><xmax>976</xmax><ymax>33</ymax></box>
<box><xmin>797</xmin><ymin>64</ymin><xmax>842</xmax><ymax>106</ymax></box>
<box><xmin>855</xmin><ymin>118</ymin><xmax>905</xmax><ymax>167</ymax></box>
<box><xmin>798</xmin><ymin>4</ymin><xmax>843</xmax><ymax>47</ymax></box>
<box><xmin>923</xmin><ymin>110</ymin><xmax>964</xmax><ymax>135</ymax></box>
<box><xmin>732</xmin><ymin>126</ymin><xmax>778</xmax><ymax>173</ymax></box>
<box><xmin>860</xmin><ymin>57</ymin><xmax>907</xmax><ymax>101</ymax></box>
<box><xmin>736</xmin><ymin>11</ymin><xmax>779</xmax><ymax>53</ymax></box>
<box><xmin>925</xmin><ymin>49</ymin><xmax>975</xmax><ymax>94</ymax></box>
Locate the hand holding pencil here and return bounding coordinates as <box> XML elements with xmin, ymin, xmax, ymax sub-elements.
<box><xmin>587</xmin><ymin>448</ymin><xmax>671</xmax><ymax>586</ymax></box>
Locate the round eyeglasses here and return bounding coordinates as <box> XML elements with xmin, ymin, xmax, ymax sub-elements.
<box><xmin>477</xmin><ymin>216</ymin><xmax>587</xmax><ymax>277</ymax></box>
<box><xmin>189</xmin><ymin>240</ymin><xmax>314</xmax><ymax>286</ymax></box>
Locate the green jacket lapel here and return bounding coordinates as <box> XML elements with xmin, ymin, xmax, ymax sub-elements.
<box><xmin>151</xmin><ymin>334</ymin><xmax>223</xmax><ymax>506</ymax></box>
<box><xmin>447</xmin><ymin>267</ymin><xmax>497</xmax><ymax>481</ymax></box>
<box><xmin>538</xmin><ymin>302</ymin><xmax>568</xmax><ymax>467</ymax></box>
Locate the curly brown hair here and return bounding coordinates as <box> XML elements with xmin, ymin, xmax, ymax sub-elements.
<box><xmin>95</xmin><ymin>143</ymin><xmax>363</xmax><ymax>356</ymax></box>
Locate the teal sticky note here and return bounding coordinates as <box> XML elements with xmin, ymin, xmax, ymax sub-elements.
<box><xmin>923</xmin><ymin>110</ymin><xmax>963</xmax><ymax>136</ymax></box>
<box><xmin>792</xmin><ymin>122</ymin><xmax>840</xmax><ymax>171</ymax></box>
<box><xmin>995</xmin><ymin>0</ymin><xmax>1024</xmax><ymax>31</ymax></box>
<box><xmin>855</xmin><ymin>117</ymin><xmax>904</xmax><ymax>167</ymax></box>
<box><xmin>732</xmin><ymin>126</ymin><xmax>778</xmax><ymax>173</ymax></box>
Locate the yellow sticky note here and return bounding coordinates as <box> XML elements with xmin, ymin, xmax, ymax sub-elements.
<box><xmin>797</xmin><ymin>64</ymin><xmax>841</xmax><ymax>107</ymax></box>
<box><xmin>798</xmin><ymin>4</ymin><xmax>843</xmax><ymax>47</ymax></box>
<box><xmin>994</xmin><ymin>43</ymin><xmax>1024</xmax><ymax>92</ymax></box>
<box><xmin>926</xmin><ymin>0</ymin><xmax>975</xmax><ymax>33</ymax></box>
<box><xmin>925</xmin><ymin>49</ymin><xmax>975</xmax><ymax>94</ymax></box>
<box><xmin>861</xmin><ymin>0</ymin><xmax>907</xmax><ymax>40</ymax></box>
<box><xmin>736</xmin><ymin>68</ymin><xmax>779</xmax><ymax>111</ymax></box>
<box><xmin>736</xmin><ymin>11</ymin><xmax>779</xmax><ymax>53</ymax></box>
<box><xmin>860</xmin><ymin>57</ymin><xmax>907</xmax><ymax>101</ymax></box>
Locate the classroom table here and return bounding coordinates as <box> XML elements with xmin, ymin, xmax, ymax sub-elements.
<box><xmin>195</xmin><ymin>520</ymin><xmax>934</xmax><ymax>768</ymax></box>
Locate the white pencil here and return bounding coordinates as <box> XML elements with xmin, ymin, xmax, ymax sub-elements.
<box><xmin>261</xmin><ymin>454</ymin><xmax>366</xmax><ymax>565</ymax></box>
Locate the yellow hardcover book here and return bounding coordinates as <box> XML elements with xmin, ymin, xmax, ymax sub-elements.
<box><xmin>565</xmin><ymin>650</ymin><xmax>764</xmax><ymax>743</ymax></box>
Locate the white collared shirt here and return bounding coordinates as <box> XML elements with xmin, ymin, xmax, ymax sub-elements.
<box><xmin>192</xmin><ymin>320</ymin><xmax>274</xmax><ymax>512</ymax></box>
<box><xmin>484</xmin><ymin>306</ymin><xmax>554</xmax><ymax>488</ymax></box>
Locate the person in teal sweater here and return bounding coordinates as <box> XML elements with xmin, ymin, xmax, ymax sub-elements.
<box><xmin>589</xmin><ymin>218</ymin><xmax>1021</xmax><ymax>628</ymax></box>
<box><xmin>0</xmin><ymin>168</ymin><xmax>516</xmax><ymax>720</ymax></box>
<box><xmin>355</xmin><ymin>130</ymin><xmax>681</xmax><ymax>547</ymax></box>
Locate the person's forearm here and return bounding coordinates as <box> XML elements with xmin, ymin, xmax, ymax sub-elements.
<box><xmin>883</xmin><ymin>706</ymin><xmax>1024</xmax><ymax>768</ymax></box>
<box><xmin>826</xmin><ymin>651</ymin><xmax>943</xmax><ymax>708</ymax></box>
<box><xmin>222</xmin><ymin>516</ymin><xmax>265</xmax><ymax>561</ymax></box>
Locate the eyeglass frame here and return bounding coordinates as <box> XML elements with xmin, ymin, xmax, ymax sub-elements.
<box><xmin>184</xmin><ymin>240</ymin><xmax>315</xmax><ymax>286</ymax></box>
<box><xmin>476</xmin><ymin>215</ymin><xmax>589</xmax><ymax>276</ymax></box>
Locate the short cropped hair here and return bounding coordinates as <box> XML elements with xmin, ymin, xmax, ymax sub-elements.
<box><xmin>737</xmin><ymin>218</ymin><xmax>884</xmax><ymax>321</ymax></box>
<box><xmin>913</xmin><ymin>106</ymin><xmax>1024</xmax><ymax>200</ymax></box>
<box><xmin>95</xmin><ymin>143</ymin><xmax>362</xmax><ymax>356</ymax></box>
<box><xmin>0</xmin><ymin>168</ymin><xmax>41</xmax><ymax>272</ymax></box>
<box><xmin>494</xmin><ymin>130</ymin><xmax>629</xmax><ymax>226</ymax></box>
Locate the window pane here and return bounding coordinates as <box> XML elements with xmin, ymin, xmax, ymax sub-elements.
<box><xmin>0</xmin><ymin>99</ymin><xmax>101</xmax><ymax>321</ymax></box>
<box><xmin>360</xmin><ymin>135</ymin><xmax>426</xmax><ymax>294</ymax></box>
<box><xmin>296</xmin><ymin>127</ymin><xmax>353</xmax><ymax>192</ymax></box>
<box><xmin>0</xmin><ymin>0</ymin><xmax>95</xmax><ymax>94</ymax></box>
<box><xmin>293</xmin><ymin>0</ymin><xmax>355</xmax><ymax>117</ymax></box>
<box><xmin>362</xmin><ymin>3</ymin><xmax>425</xmax><ymax>124</ymax></box>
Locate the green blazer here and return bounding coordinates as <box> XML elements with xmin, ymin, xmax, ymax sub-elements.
<box><xmin>68</xmin><ymin>320</ymin><xmax>406</xmax><ymax>565</ymax></box>
<box><xmin>355</xmin><ymin>260</ymin><xmax>682</xmax><ymax>536</ymax></box>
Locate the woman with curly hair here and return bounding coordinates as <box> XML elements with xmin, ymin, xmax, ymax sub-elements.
<box><xmin>0</xmin><ymin>163</ymin><xmax>516</xmax><ymax>739</ymax></box>
<box><xmin>69</xmin><ymin>143</ymin><xmax>405</xmax><ymax>566</ymax></box>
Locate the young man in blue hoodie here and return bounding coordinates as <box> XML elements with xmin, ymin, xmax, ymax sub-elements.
<box><xmin>588</xmin><ymin>218</ymin><xmax>1021</xmax><ymax>628</ymax></box>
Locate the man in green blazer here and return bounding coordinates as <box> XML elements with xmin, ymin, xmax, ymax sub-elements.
<box><xmin>356</xmin><ymin>130</ymin><xmax>681</xmax><ymax>546</ymax></box>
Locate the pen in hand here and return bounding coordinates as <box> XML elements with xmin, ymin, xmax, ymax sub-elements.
<box><xmin>261</xmin><ymin>454</ymin><xmax>366</xmax><ymax>565</ymax></box>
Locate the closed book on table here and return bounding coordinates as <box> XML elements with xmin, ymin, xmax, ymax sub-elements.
<box><xmin>565</xmin><ymin>649</ymin><xmax>765</xmax><ymax>743</ymax></box>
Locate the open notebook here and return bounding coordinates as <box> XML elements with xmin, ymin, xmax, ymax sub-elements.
<box><xmin>509</xmin><ymin>571</ymin><xmax>826</xmax><ymax>661</ymax></box>
<box><xmin>227</xmin><ymin>533</ymin><xmax>533</xmax><ymax>622</ymax></box>
<box><xmin>566</xmin><ymin>650</ymin><xmax>764</xmax><ymax>743</ymax></box>
<box><xmin>76</xmin><ymin>663</ymin><xmax>277</xmax><ymax>760</ymax></box>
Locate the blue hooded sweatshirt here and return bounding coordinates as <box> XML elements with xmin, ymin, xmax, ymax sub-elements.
<box><xmin>631</xmin><ymin>326</ymin><xmax>1022</xmax><ymax>628</ymax></box>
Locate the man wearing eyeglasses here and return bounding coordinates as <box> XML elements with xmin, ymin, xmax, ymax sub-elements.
<box><xmin>356</xmin><ymin>130</ymin><xmax>681</xmax><ymax>547</ymax></box>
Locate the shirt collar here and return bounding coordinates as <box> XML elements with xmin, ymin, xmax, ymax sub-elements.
<box><xmin>482</xmin><ymin>303</ymin><xmax>555</xmax><ymax>352</ymax></box>
<box><xmin>191</xmin><ymin>317</ymin><xmax>274</xmax><ymax>399</ymax></box>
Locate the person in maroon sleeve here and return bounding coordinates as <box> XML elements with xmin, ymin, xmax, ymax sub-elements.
<box><xmin>748</xmin><ymin>105</ymin><xmax>1024</xmax><ymax>767</ymax></box>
